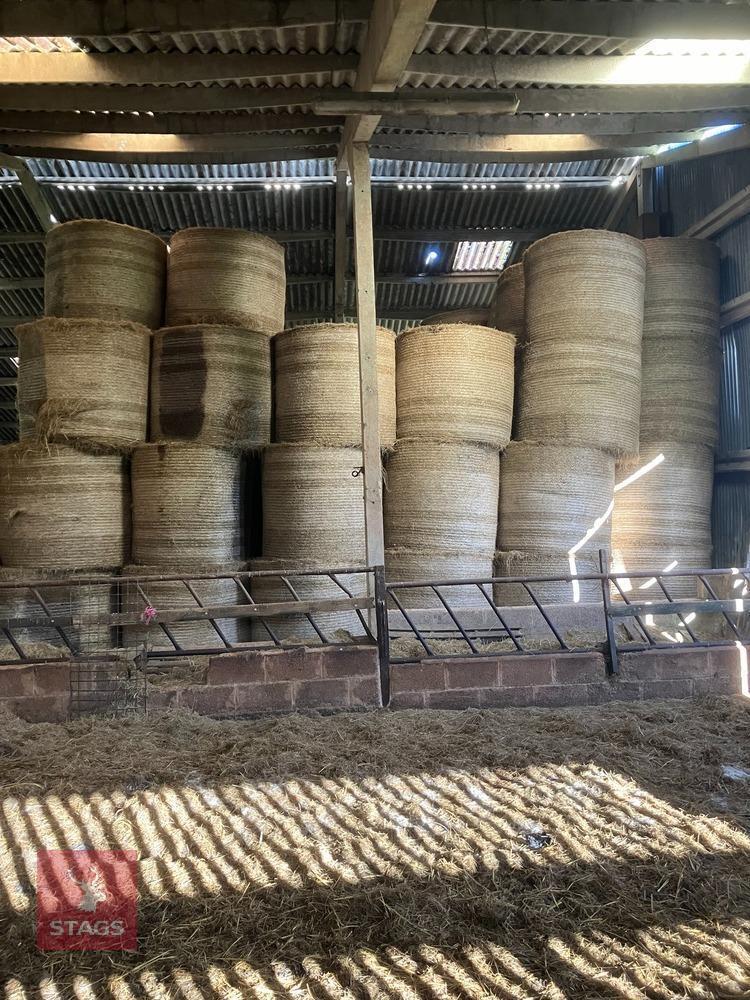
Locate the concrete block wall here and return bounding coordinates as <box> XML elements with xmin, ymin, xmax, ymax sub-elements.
<box><xmin>389</xmin><ymin>645</ymin><xmax>746</xmax><ymax>709</ymax></box>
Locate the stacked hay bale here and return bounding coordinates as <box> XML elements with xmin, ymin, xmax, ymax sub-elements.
<box><xmin>0</xmin><ymin>220</ymin><xmax>165</xmax><ymax>653</ymax></box>
<box><xmin>387</xmin><ymin>322</ymin><xmax>515</xmax><ymax>608</ymax></box>
<box><xmin>497</xmin><ymin>230</ymin><xmax>647</xmax><ymax>605</ymax></box>
<box><xmin>127</xmin><ymin>227</ymin><xmax>280</xmax><ymax>650</ymax></box>
<box><xmin>254</xmin><ymin>323</ymin><xmax>396</xmax><ymax>639</ymax></box>
<box><xmin>489</xmin><ymin>263</ymin><xmax>526</xmax><ymax>429</ymax></box>
<box><xmin>612</xmin><ymin>238</ymin><xmax>720</xmax><ymax>596</ymax></box>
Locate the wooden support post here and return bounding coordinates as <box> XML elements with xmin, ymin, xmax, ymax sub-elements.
<box><xmin>334</xmin><ymin>166</ymin><xmax>349</xmax><ymax>322</ymax></box>
<box><xmin>347</xmin><ymin>142</ymin><xmax>384</xmax><ymax>570</ymax></box>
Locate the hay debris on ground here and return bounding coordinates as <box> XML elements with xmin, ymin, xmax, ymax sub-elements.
<box><xmin>1</xmin><ymin>698</ymin><xmax>750</xmax><ymax>997</ymax></box>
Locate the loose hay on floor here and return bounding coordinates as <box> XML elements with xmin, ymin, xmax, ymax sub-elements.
<box><xmin>1</xmin><ymin>699</ymin><xmax>750</xmax><ymax>997</ymax></box>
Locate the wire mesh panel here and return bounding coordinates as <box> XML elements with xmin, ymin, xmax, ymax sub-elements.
<box><xmin>69</xmin><ymin>657</ymin><xmax>146</xmax><ymax>719</ymax></box>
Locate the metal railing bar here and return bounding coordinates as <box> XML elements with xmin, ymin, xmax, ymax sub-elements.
<box><xmin>1</xmin><ymin>625</ymin><xmax>26</xmax><ymax>661</ymax></box>
<box><xmin>520</xmin><ymin>582</ymin><xmax>568</xmax><ymax>650</ymax></box>
<box><xmin>330</xmin><ymin>572</ymin><xmax>375</xmax><ymax>641</ymax></box>
<box><xmin>474</xmin><ymin>584</ymin><xmax>525</xmax><ymax>652</ymax></box>
<box><xmin>181</xmin><ymin>578</ymin><xmax>232</xmax><ymax>649</ymax></box>
<box><xmin>134</xmin><ymin>581</ymin><xmax>182</xmax><ymax>652</ymax></box>
<box><xmin>654</xmin><ymin>575</ymin><xmax>700</xmax><ymax>643</ymax></box>
<box><xmin>232</xmin><ymin>574</ymin><xmax>283</xmax><ymax>647</ymax></box>
<box><xmin>28</xmin><ymin>586</ymin><xmax>77</xmax><ymax>654</ymax></box>
<box><xmin>609</xmin><ymin>576</ymin><xmax>657</xmax><ymax>646</ymax></box>
<box><xmin>386</xmin><ymin>587</ymin><xmax>434</xmax><ymax>658</ymax></box>
<box><xmin>431</xmin><ymin>585</ymin><xmax>480</xmax><ymax>655</ymax></box>
<box><xmin>698</xmin><ymin>574</ymin><xmax>745</xmax><ymax>642</ymax></box>
<box><xmin>279</xmin><ymin>575</ymin><xmax>329</xmax><ymax>645</ymax></box>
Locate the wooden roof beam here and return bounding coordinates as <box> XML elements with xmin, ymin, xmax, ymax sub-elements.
<box><xmin>0</xmin><ymin>1</ymin><xmax>371</xmax><ymax>36</ymax></box>
<box><xmin>339</xmin><ymin>0</ymin><xmax>437</xmax><ymax>154</ymax></box>
<box><xmin>430</xmin><ymin>0</ymin><xmax>750</xmax><ymax>40</ymax></box>
<box><xmin>0</xmin><ymin>52</ymin><xmax>356</xmax><ymax>86</ymax></box>
<box><xmin>0</xmin><ymin>110</ymin><xmax>341</xmax><ymax>135</ymax></box>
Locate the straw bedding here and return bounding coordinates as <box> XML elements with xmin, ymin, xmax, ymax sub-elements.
<box><xmin>422</xmin><ymin>307</ymin><xmax>489</xmax><ymax>325</ymax></box>
<box><xmin>494</xmin><ymin>547</ymin><xmax>604</xmax><ymax>606</ymax></box>
<box><xmin>44</xmin><ymin>219</ymin><xmax>166</xmax><ymax>329</ymax></box>
<box><xmin>131</xmin><ymin>444</ymin><xmax>244</xmax><ymax>564</ymax></box>
<box><xmin>121</xmin><ymin>563</ymin><xmax>249</xmax><ymax>650</ymax></box>
<box><xmin>0</xmin><ymin>444</ymin><xmax>128</xmax><ymax>570</ymax></box>
<box><xmin>397</xmin><ymin>324</ymin><xmax>515</xmax><ymax>447</ymax></box>
<box><xmin>262</xmin><ymin>444</ymin><xmax>366</xmax><ymax>563</ymax></box>
<box><xmin>274</xmin><ymin>323</ymin><xmax>396</xmax><ymax>447</ymax></box>
<box><xmin>385</xmin><ymin>439</ymin><xmax>500</xmax><ymax>553</ymax></box>
<box><xmin>166</xmin><ymin>227</ymin><xmax>285</xmax><ymax>334</ymax></box>
<box><xmin>0</xmin><ymin>567</ymin><xmax>115</xmax><ymax>656</ymax></box>
<box><xmin>498</xmin><ymin>442</ymin><xmax>615</xmax><ymax>553</ymax></box>
<box><xmin>3</xmin><ymin>700</ymin><xmax>749</xmax><ymax>997</ymax></box>
<box><xmin>640</xmin><ymin>238</ymin><xmax>721</xmax><ymax>448</ymax></box>
<box><xmin>17</xmin><ymin>317</ymin><xmax>150</xmax><ymax>452</ymax></box>
<box><xmin>386</xmin><ymin>547</ymin><xmax>494</xmax><ymax>609</ymax></box>
<box><xmin>151</xmin><ymin>324</ymin><xmax>272</xmax><ymax>449</ymax></box>
<box><xmin>489</xmin><ymin>262</ymin><xmax>525</xmax><ymax>340</ymax></box>
<box><xmin>520</xmin><ymin>229</ymin><xmax>646</xmax><ymax>456</ymax></box>
<box><xmin>248</xmin><ymin>558</ymin><xmax>369</xmax><ymax>641</ymax></box>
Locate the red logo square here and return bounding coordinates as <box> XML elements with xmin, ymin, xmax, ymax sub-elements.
<box><xmin>36</xmin><ymin>849</ymin><xmax>137</xmax><ymax>951</ymax></box>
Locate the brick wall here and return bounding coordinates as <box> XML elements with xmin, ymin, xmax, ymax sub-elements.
<box><xmin>389</xmin><ymin>645</ymin><xmax>747</xmax><ymax>709</ymax></box>
<box><xmin>148</xmin><ymin>644</ymin><xmax>382</xmax><ymax>717</ymax></box>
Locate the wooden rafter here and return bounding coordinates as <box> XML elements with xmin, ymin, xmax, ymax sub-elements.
<box><xmin>0</xmin><ymin>110</ymin><xmax>341</xmax><ymax>135</ymax></box>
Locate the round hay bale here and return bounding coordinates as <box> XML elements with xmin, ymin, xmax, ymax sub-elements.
<box><xmin>489</xmin><ymin>263</ymin><xmax>525</xmax><ymax>340</ymax></box>
<box><xmin>612</xmin><ymin>442</ymin><xmax>713</xmax><ymax>597</ymax></box>
<box><xmin>0</xmin><ymin>568</ymin><xmax>116</xmax><ymax>657</ymax></box>
<box><xmin>0</xmin><ymin>444</ymin><xmax>128</xmax><ymax>570</ymax></box>
<box><xmin>610</xmin><ymin>544</ymin><xmax>713</xmax><ymax>601</ymax></box>
<box><xmin>131</xmin><ymin>444</ymin><xmax>244</xmax><ymax>564</ymax></box>
<box><xmin>151</xmin><ymin>324</ymin><xmax>271</xmax><ymax>449</ymax></box>
<box><xmin>166</xmin><ymin>228</ymin><xmax>285</xmax><ymax>333</ymax></box>
<box><xmin>520</xmin><ymin>229</ymin><xmax>646</xmax><ymax>456</ymax></box>
<box><xmin>17</xmin><ymin>317</ymin><xmax>150</xmax><ymax>453</ymax></box>
<box><xmin>385</xmin><ymin>548</ymin><xmax>494</xmax><ymax>609</ymax></box>
<box><xmin>422</xmin><ymin>308</ymin><xmax>489</xmax><ymax>326</ymax></box>
<box><xmin>248</xmin><ymin>558</ymin><xmax>369</xmax><ymax>642</ymax></box>
<box><xmin>640</xmin><ymin>238</ymin><xmax>721</xmax><ymax>448</ymax></box>
<box><xmin>499</xmin><ymin>442</ymin><xmax>615</xmax><ymax>554</ymax></box>
<box><xmin>494</xmin><ymin>548</ymin><xmax>603</xmax><ymax>607</ymax></box>
<box><xmin>45</xmin><ymin>219</ymin><xmax>166</xmax><ymax>329</ymax></box>
<box><xmin>262</xmin><ymin>444</ymin><xmax>366</xmax><ymax>563</ymax></box>
<box><xmin>274</xmin><ymin>323</ymin><xmax>396</xmax><ymax>447</ymax></box>
<box><xmin>121</xmin><ymin>563</ymin><xmax>249</xmax><ymax>651</ymax></box>
<box><xmin>385</xmin><ymin>440</ymin><xmax>499</xmax><ymax>553</ymax></box>
<box><xmin>396</xmin><ymin>324</ymin><xmax>515</xmax><ymax>446</ymax></box>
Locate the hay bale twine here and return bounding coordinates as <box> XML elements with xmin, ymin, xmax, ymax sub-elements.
<box><xmin>166</xmin><ymin>228</ymin><xmax>285</xmax><ymax>333</ymax></box>
<box><xmin>396</xmin><ymin>325</ymin><xmax>515</xmax><ymax>446</ymax></box>
<box><xmin>385</xmin><ymin>440</ymin><xmax>499</xmax><ymax>553</ymax></box>
<box><xmin>45</xmin><ymin>220</ymin><xmax>166</xmax><ymax>329</ymax></box>
<box><xmin>17</xmin><ymin>317</ymin><xmax>150</xmax><ymax>452</ymax></box>
<box><xmin>520</xmin><ymin>229</ymin><xmax>646</xmax><ymax>456</ymax></box>
<box><xmin>274</xmin><ymin>323</ymin><xmax>396</xmax><ymax>447</ymax></box>
<box><xmin>151</xmin><ymin>324</ymin><xmax>271</xmax><ymax>449</ymax></box>
<box><xmin>248</xmin><ymin>558</ymin><xmax>369</xmax><ymax>642</ymax></box>
<box><xmin>612</xmin><ymin>441</ymin><xmax>714</xmax><ymax>597</ymax></box>
<box><xmin>121</xmin><ymin>563</ymin><xmax>249</xmax><ymax>651</ymax></box>
<box><xmin>386</xmin><ymin>548</ymin><xmax>494</xmax><ymax>609</ymax></box>
<box><xmin>422</xmin><ymin>308</ymin><xmax>489</xmax><ymax>326</ymax></box>
<box><xmin>131</xmin><ymin>444</ymin><xmax>244</xmax><ymax>565</ymax></box>
<box><xmin>0</xmin><ymin>568</ymin><xmax>116</xmax><ymax>657</ymax></box>
<box><xmin>494</xmin><ymin>548</ymin><xmax>603</xmax><ymax>606</ymax></box>
<box><xmin>0</xmin><ymin>444</ymin><xmax>128</xmax><ymax>570</ymax></box>
<box><xmin>263</xmin><ymin>445</ymin><xmax>366</xmax><ymax>563</ymax></box>
<box><xmin>489</xmin><ymin>263</ymin><xmax>525</xmax><ymax>341</ymax></box>
<box><xmin>499</xmin><ymin>442</ymin><xmax>615</xmax><ymax>554</ymax></box>
<box><xmin>640</xmin><ymin>238</ymin><xmax>721</xmax><ymax>448</ymax></box>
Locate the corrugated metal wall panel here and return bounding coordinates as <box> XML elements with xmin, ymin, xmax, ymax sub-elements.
<box><xmin>713</xmin><ymin>477</ymin><xmax>750</xmax><ymax>568</ymax></box>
